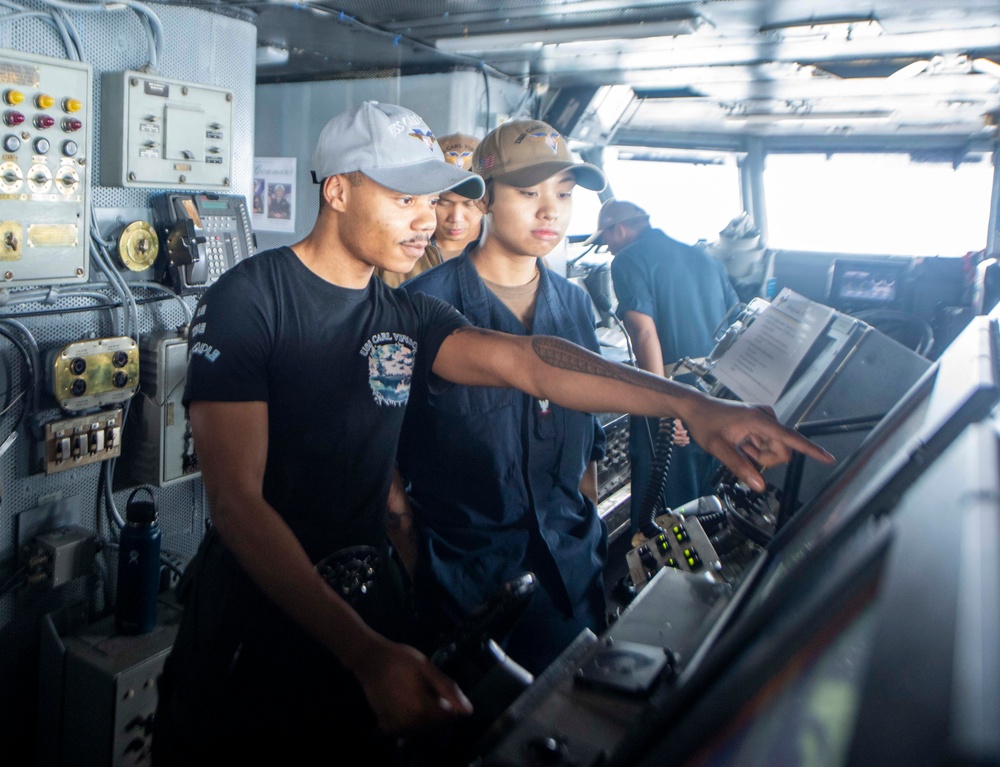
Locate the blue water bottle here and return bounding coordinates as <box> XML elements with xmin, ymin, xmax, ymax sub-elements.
<box><xmin>116</xmin><ymin>487</ymin><xmax>162</xmax><ymax>635</ymax></box>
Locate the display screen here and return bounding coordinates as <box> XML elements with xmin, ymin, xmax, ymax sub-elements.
<box><xmin>683</xmin><ymin>597</ymin><xmax>877</xmax><ymax>767</ymax></box>
<box><xmin>834</xmin><ymin>267</ymin><xmax>900</xmax><ymax>302</ymax></box>
<box><xmin>742</xmin><ymin>315</ymin><xmax>998</xmax><ymax>617</ymax></box>
<box><xmin>828</xmin><ymin>259</ymin><xmax>909</xmax><ymax>306</ymax></box>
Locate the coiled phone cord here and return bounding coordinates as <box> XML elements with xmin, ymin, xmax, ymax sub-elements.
<box><xmin>635</xmin><ymin>417</ymin><xmax>677</xmax><ymax>539</ymax></box>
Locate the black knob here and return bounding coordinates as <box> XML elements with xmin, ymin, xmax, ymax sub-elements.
<box><xmin>70</xmin><ymin>378</ymin><xmax>86</xmax><ymax>396</ymax></box>
<box><xmin>112</xmin><ymin>351</ymin><xmax>129</xmax><ymax>368</ymax></box>
<box><xmin>112</xmin><ymin>371</ymin><xmax>129</xmax><ymax>388</ymax></box>
<box><xmin>69</xmin><ymin>357</ymin><xmax>86</xmax><ymax>375</ymax></box>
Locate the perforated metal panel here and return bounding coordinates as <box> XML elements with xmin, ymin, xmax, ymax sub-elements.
<box><xmin>0</xmin><ymin>4</ymin><xmax>255</xmax><ymax>761</ymax></box>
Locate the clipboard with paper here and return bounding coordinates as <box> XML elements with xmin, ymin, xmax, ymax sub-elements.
<box><xmin>709</xmin><ymin>289</ymin><xmax>836</xmax><ymax>407</ymax></box>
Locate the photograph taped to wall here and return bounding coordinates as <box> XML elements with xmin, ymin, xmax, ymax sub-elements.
<box><xmin>253</xmin><ymin>157</ymin><xmax>296</xmax><ymax>232</ymax></box>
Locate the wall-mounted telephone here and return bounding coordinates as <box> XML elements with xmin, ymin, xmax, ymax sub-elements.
<box><xmin>150</xmin><ymin>193</ymin><xmax>256</xmax><ymax>294</ymax></box>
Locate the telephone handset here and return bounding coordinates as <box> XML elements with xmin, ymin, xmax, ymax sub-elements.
<box><xmin>151</xmin><ymin>193</ymin><xmax>256</xmax><ymax>294</ymax></box>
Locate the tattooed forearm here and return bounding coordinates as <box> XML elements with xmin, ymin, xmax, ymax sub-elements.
<box><xmin>531</xmin><ymin>336</ymin><xmax>673</xmax><ymax>393</ymax></box>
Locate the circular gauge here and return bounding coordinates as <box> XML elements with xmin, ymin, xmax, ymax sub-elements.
<box><xmin>0</xmin><ymin>161</ymin><xmax>23</xmax><ymax>193</ymax></box>
<box><xmin>26</xmin><ymin>164</ymin><xmax>52</xmax><ymax>194</ymax></box>
<box><xmin>117</xmin><ymin>220</ymin><xmax>159</xmax><ymax>271</ymax></box>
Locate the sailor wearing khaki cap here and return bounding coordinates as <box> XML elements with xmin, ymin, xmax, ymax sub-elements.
<box><xmin>394</xmin><ymin>119</ymin><xmax>617</xmax><ymax>676</ymax></box>
<box><xmin>377</xmin><ymin>131</ymin><xmax>485</xmax><ymax>287</ymax></box>
<box><xmin>433</xmin><ymin>133</ymin><xmax>485</xmax><ymax>261</ymax></box>
<box><xmin>437</xmin><ymin>132</ymin><xmax>479</xmax><ymax>171</ymax></box>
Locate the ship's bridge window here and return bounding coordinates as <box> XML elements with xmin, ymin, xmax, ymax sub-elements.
<box><xmin>764</xmin><ymin>152</ymin><xmax>993</xmax><ymax>257</ymax></box>
<box><xmin>568</xmin><ymin>147</ymin><xmax>742</xmax><ymax>244</ymax></box>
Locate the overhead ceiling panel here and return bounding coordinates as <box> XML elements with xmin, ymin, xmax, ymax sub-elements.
<box><xmin>231</xmin><ymin>0</ymin><xmax>1000</xmax><ymax>142</ymax></box>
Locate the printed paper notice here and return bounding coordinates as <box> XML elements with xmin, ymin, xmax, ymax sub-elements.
<box><xmin>711</xmin><ymin>289</ymin><xmax>835</xmax><ymax>406</ymax></box>
<box><xmin>252</xmin><ymin>157</ymin><xmax>296</xmax><ymax>233</ymax></box>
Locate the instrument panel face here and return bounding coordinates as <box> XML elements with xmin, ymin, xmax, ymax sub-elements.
<box><xmin>0</xmin><ymin>49</ymin><xmax>92</xmax><ymax>285</ymax></box>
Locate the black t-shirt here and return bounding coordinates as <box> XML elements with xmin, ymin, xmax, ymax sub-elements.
<box><xmin>185</xmin><ymin>246</ymin><xmax>468</xmax><ymax>560</ymax></box>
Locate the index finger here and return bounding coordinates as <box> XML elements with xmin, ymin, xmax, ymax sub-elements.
<box><xmin>770</xmin><ymin>421</ymin><xmax>836</xmax><ymax>464</ymax></box>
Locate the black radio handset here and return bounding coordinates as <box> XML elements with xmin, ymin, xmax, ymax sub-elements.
<box><xmin>165</xmin><ymin>218</ymin><xmax>208</xmax><ymax>285</ymax></box>
<box><xmin>151</xmin><ymin>192</ymin><xmax>255</xmax><ymax>294</ymax></box>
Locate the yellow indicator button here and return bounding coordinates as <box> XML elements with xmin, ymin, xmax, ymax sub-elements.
<box><xmin>63</xmin><ymin>97</ymin><xmax>82</xmax><ymax>113</ymax></box>
<box><xmin>36</xmin><ymin>93</ymin><xmax>55</xmax><ymax>109</ymax></box>
<box><xmin>4</xmin><ymin>90</ymin><xmax>24</xmax><ymax>106</ymax></box>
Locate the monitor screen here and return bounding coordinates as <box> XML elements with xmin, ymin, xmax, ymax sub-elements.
<box><xmin>682</xmin><ymin>595</ymin><xmax>878</xmax><ymax>767</ymax></box>
<box><xmin>829</xmin><ymin>259</ymin><xmax>909</xmax><ymax>307</ymax></box>
<box><xmin>742</xmin><ymin>315</ymin><xmax>998</xmax><ymax>616</ymax></box>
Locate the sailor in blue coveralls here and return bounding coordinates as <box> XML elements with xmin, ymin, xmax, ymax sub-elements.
<box><xmin>394</xmin><ymin>119</ymin><xmax>611</xmax><ymax>674</ymax></box>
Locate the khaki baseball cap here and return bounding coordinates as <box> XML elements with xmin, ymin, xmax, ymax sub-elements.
<box><xmin>582</xmin><ymin>199</ymin><xmax>649</xmax><ymax>245</ymax></box>
<box><xmin>310</xmin><ymin>101</ymin><xmax>484</xmax><ymax>199</ymax></box>
<box><xmin>438</xmin><ymin>133</ymin><xmax>479</xmax><ymax>171</ymax></box>
<box><xmin>472</xmin><ymin>119</ymin><xmax>606</xmax><ymax>191</ymax></box>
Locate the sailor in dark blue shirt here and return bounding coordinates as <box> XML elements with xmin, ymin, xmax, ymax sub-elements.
<box><xmin>591</xmin><ymin>199</ymin><xmax>740</xmax><ymax>542</ymax></box>
<box><xmin>395</xmin><ymin>119</ymin><xmax>610</xmax><ymax>674</ymax></box>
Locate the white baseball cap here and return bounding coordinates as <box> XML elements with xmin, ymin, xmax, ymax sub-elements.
<box><xmin>311</xmin><ymin>101</ymin><xmax>484</xmax><ymax>200</ymax></box>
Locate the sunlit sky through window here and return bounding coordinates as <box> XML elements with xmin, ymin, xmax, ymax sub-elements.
<box><xmin>567</xmin><ymin>150</ymin><xmax>994</xmax><ymax>258</ymax></box>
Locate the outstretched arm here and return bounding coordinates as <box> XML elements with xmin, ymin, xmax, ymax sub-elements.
<box><xmin>189</xmin><ymin>400</ymin><xmax>471</xmax><ymax>733</ymax></box>
<box><xmin>432</xmin><ymin>329</ymin><xmax>833</xmax><ymax>492</ymax></box>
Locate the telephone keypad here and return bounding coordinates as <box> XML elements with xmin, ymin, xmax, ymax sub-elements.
<box><xmin>201</xmin><ymin>215</ymin><xmax>242</xmax><ymax>282</ymax></box>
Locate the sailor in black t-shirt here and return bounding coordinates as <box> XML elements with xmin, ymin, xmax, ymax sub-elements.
<box><xmin>153</xmin><ymin>101</ymin><xmax>833</xmax><ymax>767</ymax></box>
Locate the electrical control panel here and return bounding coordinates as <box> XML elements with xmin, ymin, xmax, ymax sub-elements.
<box><xmin>0</xmin><ymin>49</ymin><xmax>92</xmax><ymax>286</ymax></box>
<box><xmin>49</xmin><ymin>337</ymin><xmax>139</xmax><ymax>412</ymax></box>
<box><xmin>597</xmin><ymin>413</ymin><xmax>630</xmax><ymax>502</ymax></box>
<box><xmin>129</xmin><ymin>331</ymin><xmax>200</xmax><ymax>486</ymax></box>
<box><xmin>100</xmin><ymin>70</ymin><xmax>234</xmax><ymax>190</ymax></box>
<box><xmin>41</xmin><ymin>407</ymin><xmax>123</xmax><ymax>475</ymax></box>
<box><xmin>626</xmin><ymin>503</ymin><xmax>723</xmax><ymax>591</ymax></box>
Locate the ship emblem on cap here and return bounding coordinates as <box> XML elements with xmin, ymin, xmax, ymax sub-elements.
<box><xmin>530</xmin><ymin>131</ymin><xmax>561</xmax><ymax>154</ymax></box>
<box><xmin>409</xmin><ymin>128</ymin><xmax>437</xmax><ymax>150</ymax></box>
<box><xmin>444</xmin><ymin>150</ymin><xmax>473</xmax><ymax>166</ymax></box>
